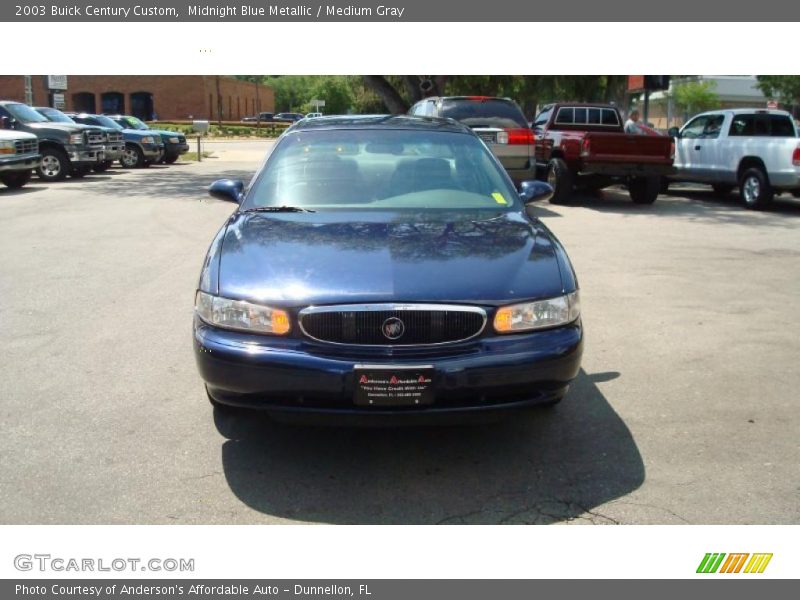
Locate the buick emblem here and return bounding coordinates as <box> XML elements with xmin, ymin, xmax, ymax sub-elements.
<box><xmin>382</xmin><ymin>317</ymin><xmax>405</xmax><ymax>340</ymax></box>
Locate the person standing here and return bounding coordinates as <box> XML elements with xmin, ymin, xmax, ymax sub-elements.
<box><xmin>625</xmin><ymin>108</ymin><xmax>644</xmax><ymax>134</ymax></box>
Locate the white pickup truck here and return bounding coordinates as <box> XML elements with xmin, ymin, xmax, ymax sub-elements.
<box><xmin>666</xmin><ymin>108</ymin><xmax>800</xmax><ymax>209</ymax></box>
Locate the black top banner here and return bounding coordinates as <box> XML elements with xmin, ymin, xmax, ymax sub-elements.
<box><xmin>3</xmin><ymin>0</ymin><xmax>799</xmax><ymax>21</ymax></box>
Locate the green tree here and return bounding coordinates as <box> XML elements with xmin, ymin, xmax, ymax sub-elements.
<box><xmin>672</xmin><ymin>80</ymin><xmax>719</xmax><ymax>116</ymax></box>
<box><xmin>756</xmin><ymin>76</ymin><xmax>800</xmax><ymax>105</ymax></box>
<box><xmin>304</xmin><ymin>77</ymin><xmax>353</xmax><ymax>114</ymax></box>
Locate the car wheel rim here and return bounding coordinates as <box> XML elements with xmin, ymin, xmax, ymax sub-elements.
<box><xmin>743</xmin><ymin>176</ymin><xmax>760</xmax><ymax>203</ymax></box>
<box><xmin>41</xmin><ymin>156</ymin><xmax>61</xmax><ymax>177</ymax></box>
<box><xmin>547</xmin><ymin>167</ymin><xmax>557</xmax><ymax>188</ymax></box>
<box><xmin>122</xmin><ymin>149</ymin><xmax>136</xmax><ymax>166</ymax></box>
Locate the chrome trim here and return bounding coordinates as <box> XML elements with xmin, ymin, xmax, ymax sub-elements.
<box><xmin>298</xmin><ymin>303</ymin><xmax>488</xmax><ymax>347</ymax></box>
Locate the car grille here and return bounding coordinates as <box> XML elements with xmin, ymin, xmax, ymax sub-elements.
<box><xmin>299</xmin><ymin>304</ymin><xmax>487</xmax><ymax>346</ymax></box>
<box><xmin>106</xmin><ymin>131</ymin><xmax>123</xmax><ymax>143</ymax></box>
<box><xmin>14</xmin><ymin>139</ymin><xmax>38</xmax><ymax>154</ymax></box>
<box><xmin>477</xmin><ymin>132</ymin><xmax>497</xmax><ymax>144</ymax></box>
<box><xmin>85</xmin><ymin>130</ymin><xmax>105</xmax><ymax>145</ymax></box>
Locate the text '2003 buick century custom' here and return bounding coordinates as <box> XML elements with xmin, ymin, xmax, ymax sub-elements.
<box><xmin>193</xmin><ymin>115</ymin><xmax>583</xmax><ymax>423</ymax></box>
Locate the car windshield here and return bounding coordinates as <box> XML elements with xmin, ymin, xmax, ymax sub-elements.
<box><xmin>92</xmin><ymin>115</ymin><xmax>123</xmax><ymax>130</ymax></box>
<box><xmin>37</xmin><ymin>108</ymin><xmax>75</xmax><ymax>124</ymax></box>
<box><xmin>244</xmin><ymin>128</ymin><xmax>520</xmax><ymax>212</ymax></box>
<box><xmin>5</xmin><ymin>103</ymin><xmax>49</xmax><ymax>123</ymax></box>
<box><xmin>115</xmin><ymin>116</ymin><xmax>148</xmax><ymax>130</ymax></box>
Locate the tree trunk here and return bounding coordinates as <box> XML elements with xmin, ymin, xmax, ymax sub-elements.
<box><xmin>362</xmin><ymin>76</ymin><xmax>410</xmax><ymax>114</ymax></box>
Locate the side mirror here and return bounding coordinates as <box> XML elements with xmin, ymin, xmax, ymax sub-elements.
<box><xmin>0</xmin><ymin>116</ymin><xmax>14</xmax><ymax>130</ymax></box>
<box><xmin>667</xmin><ymin>127</ymin><xmax>680</xmax><ymax>138</ymax></box>
<box><xmin>519</xmin><ymin>180</ymin><xmax>553</xmax><ymax>204</ymax></box>
<box><xmin>208</xmin><ymin>179</ymin><xmax>244</xmax><ymax>203</ymax></box>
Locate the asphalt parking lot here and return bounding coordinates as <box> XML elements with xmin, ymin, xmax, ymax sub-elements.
<box><xmin>1</xmin><ymin>142</ymin><xmax>799</xmax><ymax>525</ymax></box>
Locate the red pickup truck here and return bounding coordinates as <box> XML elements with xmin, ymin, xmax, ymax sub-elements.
<box><xmin>532</xmin><ymin>103</ymin><xmax>675</xmax><ymax>204</ymax></box>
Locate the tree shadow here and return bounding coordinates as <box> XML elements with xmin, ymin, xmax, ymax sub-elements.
<box><xmin>216</xmin><ymin>369</ymin><xmax>644</xmax><ymax>524</ymax></box>
<box><xmin>560</xmin><ymin>185</ymin><xmax>800</xmax><ymax>228</ymax></box>
<box><xmin>80</xmin><ymin>167</ymin><xmax>256</xmax><ymax>201</ymax></box>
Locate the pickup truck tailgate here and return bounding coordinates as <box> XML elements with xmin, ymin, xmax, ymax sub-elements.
<box><xmin>584</xmin><ymin>132</ymin><xmax>673</xmax><ymax>166</ymax></box>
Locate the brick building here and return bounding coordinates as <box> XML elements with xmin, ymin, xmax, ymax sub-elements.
<box><xmin>0</xmin><ymin>75</ymin><xmax>274</xmax><ymax>121</ymax></box>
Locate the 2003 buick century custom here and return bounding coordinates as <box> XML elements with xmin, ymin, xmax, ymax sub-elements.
<box><xmin>193</xmin><ymin>115</ymin><xmax>583</xmax><ymax>422</ymax></box>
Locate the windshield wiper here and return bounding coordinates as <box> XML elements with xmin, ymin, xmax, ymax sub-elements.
<box><xmin>241</xmin><ymin>206</ymin><xmax>316</xmax><ymax>213</ymax></box>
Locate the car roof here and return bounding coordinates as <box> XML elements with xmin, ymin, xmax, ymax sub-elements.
<box><xmin>542</xmin><ymin>103</ymin><xmax>619</xmax><ymax>110</ymax></box>
<box><xmin>289</xmin><ymin>114</ymin><xmax>472</xmax><ymax>134</ymax></box>
<box><xmin>692</xmin><ymin>108</ymin><xmax>794</xmax><ymax>117</ymax></box>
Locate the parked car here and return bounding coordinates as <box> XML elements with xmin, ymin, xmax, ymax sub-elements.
<box><xmin>665</xmin><ymin>109</ymin><xmax>800</xmax><ymax>209</ymax></box>
<box><xmin>36</xmin><ymin>107</ymin><xmax>124</xmax><ymax>173</ymax></box>
<box><xmin>275</xmin><ymin>112</ymin><xmax>305</xmax><ymax>122</ymax></box>
<box><xmin>0</xmin><ymin>128</ymin><xmax>40</xmax><ymax>189</ymax></box>
<box><xmin>70</xmin><ymin>113</ymin><xmax>164</xmax><ymax>169</ymax></box>
<box><xmin>107</xmin><ymin>115</ymin><xmax>188</xmax><ymax>164</ymax></box>
<box><xmin>194</xmin><ymin>115</ymin><xmax>582</xmax><ymax>422</ymax></box>
<box><xmin>305</xmin><ymin>112</ymin><xmax>323</xmax><ymax>119</ymax></box>
<box><xmin>242</xmin><ymin>112</ymin><xmax>275</xmax><ymax>122</ymax></box>
<box><xmin>532</xmin><ymin>103</ymin><xmax>675</xmax><ymax>204</ymax></box>
<box><xmin>0</xmin><ymin>100</ymin><xmax>105</xmax><ymax>181</ymax></box>
<box><xmin>409</xmin><ymin>96</ymin><xmax>535</xmax><ymax>183</ymax></box>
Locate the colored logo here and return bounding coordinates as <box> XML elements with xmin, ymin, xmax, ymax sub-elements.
<box><xmin>382</xmin><ymin>317</ymin><xmax>405</xmax><ymax>340</ymax></box>
<box><xmin>696</xmin><ymin>553</ymin><xmax>773</xmax><ymax>574</ymax></box>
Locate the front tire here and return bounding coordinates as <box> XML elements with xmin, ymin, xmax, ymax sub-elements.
<box><xmin>37</xmin><ymin>147</ymin><xmax>70</xmax><ymax>182</ymax></box>
<box><xmin>93</xmin><ymin>160</ymin><xmax>113</xmax><ymax>173</ymax></box>
<box><xmin>546</xmin><ymin>158</ymin><xmax>573</xmax><ymax>204</ymax></box>
<box><xmin>629</xmin><ymin>176</ymin><xmax>659</xmax><ymax>204</ymax></box>
<box><xmin>1</xmin><ymin>170</ymin><xmax>33</xmax><ymax>189</ymax></box>
<box><xmin>739</xmin><ymin>168</ymin><xmax>773</xmax><ymax>210</ymax></box>
<box><xmin>120</xmin><ymin>145</ymin><xmax>144</xmax><ymax>168</ymax></box>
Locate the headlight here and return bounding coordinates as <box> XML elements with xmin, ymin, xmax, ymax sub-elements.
<box><xmin>195</xmin><ymin>291</ymin><xmax>290</xmax><ymax>335</ymax></box>
<box><xmin>168</xmin><ymin>137</ymin><xmax>179</xmax><ymax>143</ymax></box>
<box><xmin>494</xmin><ymin>291</ymin><xmax>580</xmax><ymax>333</ymax></box>
<box><xmin>0</xmin><ymin>140</ymin><xmax>15</xmax><ymax>155</ymax></box>
<box><xmin>69</xmin><ymin>133</ymin><xmax>84</xmax><ymax>145</ymax></box>
<box><xmin>141</xmin><ymin>136</ymin><xmax>155</xmax><ymax>144</ymax></box>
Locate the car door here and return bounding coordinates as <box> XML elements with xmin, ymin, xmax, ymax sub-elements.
<box><xmin>676</xmin><ymin>113</ymin><xmax>725</xmax><ymax>181</ymax></box>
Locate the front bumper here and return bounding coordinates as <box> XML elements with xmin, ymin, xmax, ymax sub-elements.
<box><xmin>0</xmin><ymin>152</ymin><xmax>41</xmax><ymax>173</ymax></box>
<box><xmin>164</xmin><ymin>143</ymin><xmax>190</xmax><ymax>157</ymax></box>
<box><xmin>194</xmin><ymin>318</ymin><xmax>583</xmax><ymax>417</ymax></box>
<box><xmin>65</xmin><ymin>144</ymin><xmax>105</xmax><ymax>165</ymax></box>
<box><xmin>141</xmin><ymin>143</ymin><xmax>164</xmax><ymax>161</ymax></box>
<box><xmin>103</xmin><ymin>143</ymin><xmax>125</xmax><ymax>161</ymax></box>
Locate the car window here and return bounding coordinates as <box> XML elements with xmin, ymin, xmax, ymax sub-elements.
<box><xmin>588</xmin><ymin>108</ymin><xmax>601</xmax><ymax>124</ymax></box>
<box><xmin>554</xmin><ymin>107</ymin><xmax>574</xmax><ymax>125</ymax></box>
<box><xmin>533</xmin><ymin>107</ymin><xmax>553</xmax><ymax>128</ymax></box>
<box><xmin>682</xmin><ymin>114</ymin><xmax>724</xmax><ymax>139</ymax></box>
<box><xmin>37</xmin><ymin>108</ymin><xmax>75</xmax><ymax>124</ymax></box>
<box><xmin>769</xmin><ymin>115</ymin><xmax>796</xmax><ymax>137</ymax></box>
<box><xmin>728</xmin><ymin>113</ymin><xmax>796</xmax><ymax>137</ymax></box>
<box><xmin>602</xmin><ymin>109</ymin><xmax>620</xmax><ymax>125</ymax></box>
<box><xmin>573</xmin><ymin>108</ymin><xmax>587</xmax><ymax>125</ymax></box>
<box><xmin>246</xmin><ymin>129</ymin><xmax>520</xmax><ymax>212</ymax></box>
<box><xmin>4</xmin><ymin>102</ymin><xmax>49</xmax><ymax>123</ymax></box>
<box><xmin>440</xmin><ymin>99</ymin><xmax>527</xmax><ymax>129</ymax></box>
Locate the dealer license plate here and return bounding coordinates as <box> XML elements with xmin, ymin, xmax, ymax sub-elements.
<box><xmin>353</xmin><ymin>365</ymin><xmax>435</xmax><ymax>407</ymax></box>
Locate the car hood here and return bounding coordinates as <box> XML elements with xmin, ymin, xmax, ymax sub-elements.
<box><xmin>121</xmin><ymin>128</ymin><xmax>155</xmax><ymax>140</ymax></box>
<box><xmin>215</xmin><ymin>210</ymin><xmax>564</xmax><ymax>307</ymax></box>
<box><xmin>26</xmin><ymin>121</ymin><xmax>85</xmax><ymax>134</ymax></box>
<box><xmin>151</xmin><ymin>129</ymin><xmax>183</xmax><ymax>139</ymax></box>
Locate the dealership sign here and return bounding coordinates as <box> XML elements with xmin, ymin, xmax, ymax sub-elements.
<box><xmin>47</xmin><ymin>75</ymin><xmax>68</xmax><ymax>90</ymax></box>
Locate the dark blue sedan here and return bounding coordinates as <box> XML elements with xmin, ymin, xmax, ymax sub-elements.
<box><xmin>194</xmin><ymin>115</ymin><xmax>582</xmax><ymax>421</ymax></box>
